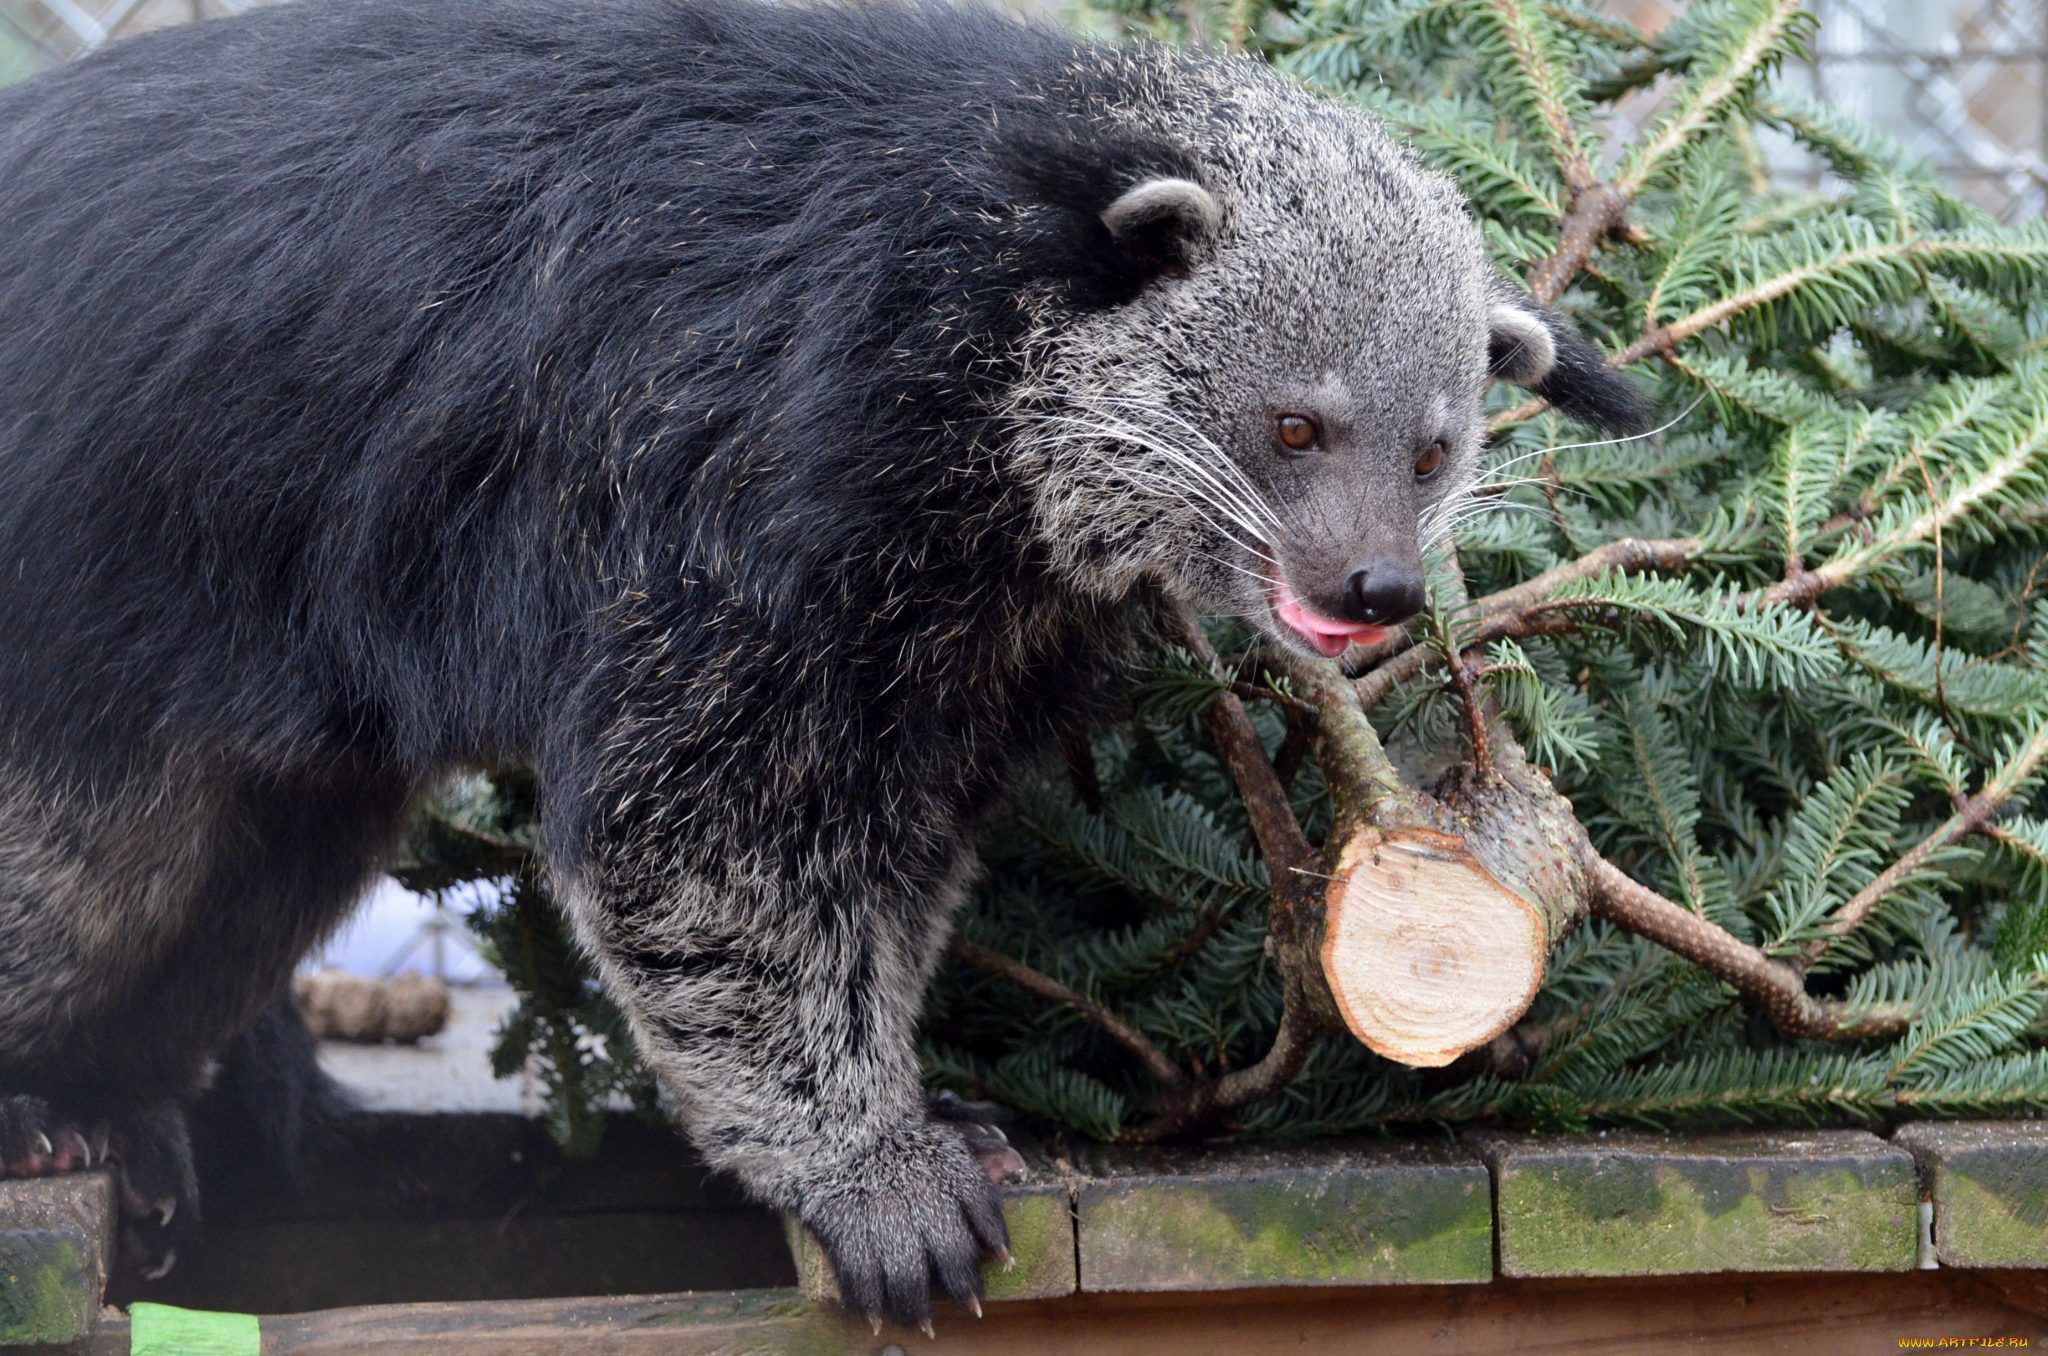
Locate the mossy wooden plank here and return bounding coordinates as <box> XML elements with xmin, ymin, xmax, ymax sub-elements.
<box><xmin>1894</xmin><ymin>1120</ymin><xmax>2048</xmax><ymax>1268</ymax></box>
<box><xmin>782</xmin><ymin>1139</ymin><xmax>1075</xmax><ymax>1312</ymax></box>
<box><xmin>0</xmin><ymin>1171</ymin><xmax>114</xmax><ymax>1346</ymax></box>
<box><xmin>1475</xmin><ymin>1129</ymin><xmax>1917</xmax><ymax>1278</ymax></box>
<box><xmin>1073</xmin><ymin>1140</ymin><xmax>1492</xmax><ymax>1292</ymax></box>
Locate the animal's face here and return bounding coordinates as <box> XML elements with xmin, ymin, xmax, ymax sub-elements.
<box><xmin>1011</xmin><ymin>68</ymin><xmax>1645</xmax><ymax>657</ymax></box>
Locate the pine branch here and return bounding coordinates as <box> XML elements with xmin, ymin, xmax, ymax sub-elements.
<box><xmin>1757</xmin><ymin>752</ymin><xmax>1914</xmax><ymax>957</ymax></box>
<box><xmin>1354</xmin><ymin>536</ymin><xmax>1701</xmax><ymax>707</ymax></box>
<box><xmin>1526</xmin><ymin>183</ymin><xmax>1629</xmax><ymax>306</ymax></box>
<box><xmin>1619</xmin><ymin>230</ymin><xmax>2048</xmax><ymax>367</ymax></box>
<box><xmin>1754</xmin><ymin>91</ymin><xmax>1929</xmax><ymax>181</ymax></box>
<box><xmin>1476</xmin><ymin>0</ymin><xmax>1598</xmax><ymax>197</ymax></box>
<box><xmin>1363</xmin><ymin>562</ymin><xmax>1834</xmax><ymax>700</ymax></box>
<box><xmin>1541</xmin><ymin>3</ymin><xmax>1647</xmax><ymax>49</ymax></box>
<box><xmin>1366</xmin><ymin>91</ymin><xmax>1570</xmax><ymax>224</ymax></box>
<box><xmin>1586</xmin><ymin>855</ymin><xmax>1905</xmax><ymax>1039</ymax></box>
<box><xmin>1520</xmin><ymin>1</ymin><xmax>1809</xmax><ymax>309</ymax></box>
<box><xmin>1612</xmin><ymin>0</ymin><xmax>1810</xmax><ymax>200</ymax></box>
<box><xmin>1164</xmin><ymin>597</ymin><xmax>1318</xmax><ymax>875</ymax></box>
<box><xmin>1800</xmin><ymin>724</ymin><xmax>2048</xmax><ymax>970</ymax></box>
<box><xmin>1129</xmin><ymin>983</ymin><xmax>1322</xmax><ymax>1140</ymax></box>
<box><xmin>948</xmin><ymin>936</ymin><xmax>1187</xmax><ymax>1087</ymax></box>
<box><xmin>1501</xmin><ymin>231</ymin><xmax>2048</xmax><ymax>431</ymax></box>
<box><xmin>1362</xmin><ymin>440</ymin><xmax>2033</xmax><ymax>711</ymax></box>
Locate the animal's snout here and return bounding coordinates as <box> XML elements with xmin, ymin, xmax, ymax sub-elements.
<box><xmin>1342</xmin><ymin>558</ymin><xmax>1426</xmax><ymax>627</ymax></box>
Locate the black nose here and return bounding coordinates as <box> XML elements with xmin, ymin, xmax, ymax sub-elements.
<box><xmin>1343</xmin><ymin>560</ymin><xmax>1426</xmax><ymax>626</ymax></box>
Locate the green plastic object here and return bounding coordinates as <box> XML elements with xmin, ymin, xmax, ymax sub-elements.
<box><xmin>129</xmin><ymin>1302</ymin><xmax>259</xmax><ymax>1356</ymax></box>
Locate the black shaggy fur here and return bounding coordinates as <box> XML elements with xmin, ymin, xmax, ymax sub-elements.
<box><xmin>0</xmin><ymin>0</ymin><xmax>1164</xmax><ymax>1318</ymax></box>
<box><xmin>1529</xmin><ymin>311</ymin><xmax>1657</xmax><ymax>434</ymax></box>
<box><xmin>0</xmin><ymin>0</ymin><xmax>1646</xmax><ymax>1325</ymax></box>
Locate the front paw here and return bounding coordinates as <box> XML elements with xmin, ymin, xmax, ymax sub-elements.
<box><xmin>796</xmin><ymin>1117</ymin><xmax>1010</xmax><ymax>1335</ymax></box>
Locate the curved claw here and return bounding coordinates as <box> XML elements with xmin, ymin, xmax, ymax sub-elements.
<box><xmin>104</xmin><ymin>1104</ymin><xmax>200</xmax><ymax>1285</ymax></box>
<box><xmin>0</xmin><ymin>1096</ymin><xmax>105</xmax><ymax>1179</ymax></box>
<box><xmin>802</xmin><ymin>1117</ymin><xmax>1011</xmax><ymax>1334</ymax></box>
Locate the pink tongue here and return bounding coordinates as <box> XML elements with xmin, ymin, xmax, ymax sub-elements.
<box><xmin>1272</xmin><ymin>587</ymin><xmax>1386</xmax><ymax>657</ymax></box>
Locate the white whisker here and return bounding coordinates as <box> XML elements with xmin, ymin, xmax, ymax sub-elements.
<box><xmin>1421</xmin><ymin>395</ymin><xmax>1705</xmax><ymax>547</ymax></box>
<box><xmin>1498</xmin><ymin>393</ymin><xmax>1707</xmax><ymax>463</ymax></box>
<box><xmin>1030</xmin><ymin>407</ymin><xmax>1283</xmax><ymax>554</ymax></box>
<box><xmin>1060</xmin><ymin>395</ymin><xmax>1284</xmax><ymax>534</ymax></box>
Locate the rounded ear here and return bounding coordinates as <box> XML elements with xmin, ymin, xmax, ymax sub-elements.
<box><xmin>1487</xmin><ymin>302</ymin><xmax>1558</xmax><ymax>386</ymax></box>
<box><xmin>1486</xmin><ymin>294</ymin><xmax>1653</xmax><ymax>433</ymax></box>
<box><xmin>1100</xmin><ymin>176</ymin><xmax>1221</xmax><ymax>277</ymax></box>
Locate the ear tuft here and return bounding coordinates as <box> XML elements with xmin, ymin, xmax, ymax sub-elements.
<box><xmin>1100</xmin><ymin>176</ymin><xmax>1220</xmax><ymax>277</ymax></box>
<box><xmin>996</xmin><ymin>122</ymin><xmax>1217</xmax><ymax>307</ymax></box>
<box><xmin>1489</xmin><ymin>296</ymin><xmax>1654</xmax><ymax>435</ymax></box>
<box><xmin>1487</xmin><ymin>304</ymin><xmax>1557</xmax><ymax>387</ymax></box>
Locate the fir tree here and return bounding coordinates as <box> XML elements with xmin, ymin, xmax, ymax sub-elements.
<box><xmin>442</xmin><ymin>0</ymin><xmax>2048</xmax><ymax>1150</ymax></box>
<box><xmin>392</xmin><ymin>772</ymin><xmax>660</xmax><ymax>1156</ymax></box>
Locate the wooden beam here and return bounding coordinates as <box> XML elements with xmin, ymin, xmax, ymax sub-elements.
<box><xmin>1473</xmin><ymin>1129</ymin><xmax>1919</xmax><ymax>1277</ymax></box>
<box><xmin>1895</xmin><ymin>1120</ymin><xmax>2048</xmax><ymax>1269</ymax></box>
<box><xmin>69</xmin><ymin>1272</ymin><xmax>2048</xmax><ymax>1354</ymax></box>
<box><xmin>0</xmin><ymin>1170</ymin><xmax>115</xmax><ymax>1347</ymax></box>
<box><xmin>1073</xmin><ymin>1140</ymin><xmax>1492</xmax><ymax>1291</ymax></box>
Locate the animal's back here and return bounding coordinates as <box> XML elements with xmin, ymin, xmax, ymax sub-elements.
<box><xmin>0</xmin><ymin>0</ymin><xmax>1092</xmax><ymax>771</ymax></box>
<box><xmin>0</xmin><ymin>0</ymin><xmax>1171</xmax><ymax>1122</ymax></box>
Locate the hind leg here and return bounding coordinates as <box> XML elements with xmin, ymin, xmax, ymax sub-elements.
<box><xmin>105</xmin><ymin>1102</ymin><xmax>199</xmax><ymax>1279</ymax></box>
<box><xmin>0</xmin><ymin>757</ymin><xmax>408</xmax><ymax>1275</ymax></box>
<box><xmin>2</xmin><ymin>1022</ymin><xmax>331</xmax><ymax>1282</ymax></box>
<box><xmin>0</xmin><ymin>1093</ymin><xmax>104</xmax><ymax>1178</ymax></box>
<box><xmin>0</xmin><ymin>1093</ymin><xmax>194</xmax><ymax>1278</ymax></box>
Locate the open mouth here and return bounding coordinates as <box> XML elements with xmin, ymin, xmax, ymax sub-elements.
<box><xmin>1269</xmin><ymin>579</ymin><xmax>1393</xmax><ymax>659</ymax></box>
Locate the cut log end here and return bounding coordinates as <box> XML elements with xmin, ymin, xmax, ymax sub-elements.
<box><xmin>1320</xmin><ymin>828</ymin><xmax>1547</xmax><ymax>1068</ymax></box>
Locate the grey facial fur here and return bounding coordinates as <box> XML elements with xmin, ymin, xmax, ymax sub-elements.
<box><xmin>1010</xmin><ymin>48</ymin><xmax>1508</xmax><ymax>640</ymax></box>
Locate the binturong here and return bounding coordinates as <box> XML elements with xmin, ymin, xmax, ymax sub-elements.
<box><xmin>0</xmin><ymin>0</ymin><xmax>1648</xmax><ymax>1329</ymax></box>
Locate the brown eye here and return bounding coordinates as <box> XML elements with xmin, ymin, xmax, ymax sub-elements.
<box><xmin>1414</xmin><ymin>438</ymin><xmax>1446</xmax><ymax>478</ymax></box>
<box><xmin>1275</xmin><ymin>414</ymin><xmax>1319</xmax><ymax>453</ymax></box>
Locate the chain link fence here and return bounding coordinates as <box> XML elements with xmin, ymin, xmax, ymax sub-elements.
<box><xmin>4</xmin><ymin>0</ymin><xmax>2046</xmax><ymax>218</ymax></box>
<box><xmin>1609</xmin><ymin>0</ymin><xmax>2048</xmax><ymax>219</ymax></box>
<box><xmin>1</xmin><ymin>0</ymin><xmax>224</xmax><ymax>80</ymax></box>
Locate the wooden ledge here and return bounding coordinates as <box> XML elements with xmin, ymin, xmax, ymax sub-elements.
<box><xmin>1896</xmin><ymin>1120</ymin><xmax>2048</xmax><ymax>1269</ymax></box>
<box><xmin>1470</xmin><ymin>1128</ymin><xmax>1919</xmax><ymax>1277</ymax></box>
<box><xmin>0</xmin><ymin>1172</ymin><xmax>114</xmax><ymax>1347</ymax></box>
<box><xmin>11</xmin><ymin>1123</ymin><xmax>2048</xmax><ymax>1349</ymax></box>
<box><xmin>1071</xmin><ymin>1140</ymin><xmax>1491</xmax><ymax>1291</ymax></box>
<box><xmin>59</xmin><ymin>1272</ymin><xmax>2048</xmax><ymax>1354</ymax></box>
